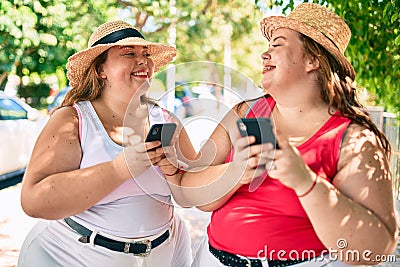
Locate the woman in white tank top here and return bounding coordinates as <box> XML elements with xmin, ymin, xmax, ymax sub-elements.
<box><xmin>18</xmin><ymin>20</ymin><xmax>196</xmax><ymax>267</ymax></box>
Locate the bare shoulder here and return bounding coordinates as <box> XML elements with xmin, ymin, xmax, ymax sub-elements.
<box><xmin>219</xmin><ymin>100</ymin><xmax>255</xmax><ymax>127</ymax></box>
<box><xmin>341</xmin><ymin>123</ymin><xmax>382</xmax><ymax>148</ymax></box>
<box><xmin>335</xmin><ymin>122</ymin><xmax>391</xmax><ymax>198</ymax></box>
<box><xmin>232</xmin><ymin>100</ymin><xmax>256</xmax><ymax>118</ymax></box>
<box><xmin>48</xmin><ymin>105</ymin><xmax>79</xmax><ymax>135</ymax></box>
<box><xmin>49</xmin><ymin>105</ymin><xmax>79</xmax><ymax>121</ymax></box>
<box><xmin>24</xmin><ymin>105</ymin><xmax>82</xmax><ymax>184</ymax></box>
<box><xmin>337</xmin><ymin>123</ymin><xmax>387</xmax><ymax>170</ymax></box>
<box><xmin>334</xmin><ymin>123</ymin><xmax>397</xmax><ymax>238</ymax></box>
<box><xmin>35</xmin><ymin>106</ymin><xmax>80</xmax><ymax>155</ymax></box>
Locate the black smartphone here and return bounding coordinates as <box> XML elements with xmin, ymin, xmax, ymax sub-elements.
<box><xmin>145</xmin><ymin>123</ymin><xmax>177</xmax><ymax>147</ymax></box>
<box><xmin>237</xmin><ymin>118</ymin><xmax>279</xmax><ymax>148</ymax></box>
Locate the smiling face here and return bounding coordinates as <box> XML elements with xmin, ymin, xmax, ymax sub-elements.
<box><xmin>99</xmin><ymin>45</ymin><xmax>155</xmax><ymax>99</ymax></box>
<box><xmin>260</xmin><ymin>28</ymin><xmax>317</xmax><ymax>99</ymax></box>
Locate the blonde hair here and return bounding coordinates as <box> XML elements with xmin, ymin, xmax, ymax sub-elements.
<box><xmin>61</xmin><ymin>50</ymin><xmax>108</xmax><ymax>107</ymax></box>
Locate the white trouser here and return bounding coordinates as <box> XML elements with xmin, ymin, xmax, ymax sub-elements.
<box><xmin>18</xmin><ymin>212</ymin><xmax>192</xmax><ymax>267</ymax></box>
<box><xmin>192</xmin><ymin>236</ymin><xmax>352</xmax><ymax>267</ymax></box>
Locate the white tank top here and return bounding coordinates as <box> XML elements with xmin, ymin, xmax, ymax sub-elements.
<box><xmin>69</xmin><ymin>101</ymin><xmax>173</xmax><ymax>238</ymax></box>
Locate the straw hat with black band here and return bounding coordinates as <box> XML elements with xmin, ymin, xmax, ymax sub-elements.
<box><xmin>260</xmin><ymin>3</ymin><xmax>355</xmax><ymax>78</ymax></box>
<box><xmin>66</xmin><ymin>20</ymin><xmax>176</xmax><ymax>88</ymax></box>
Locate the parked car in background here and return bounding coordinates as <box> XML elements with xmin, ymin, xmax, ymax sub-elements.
<box><xmin>0</xmin><ymin>91</ymin><xmax>46</xmax><ymax>181</ymax></box>
<box><xmin>175</xmin><ymin>82</ymin><xmax>195</xmax><ymax>118</ymax></box>
<box><xmin>47</xmin><ymin>86</ymin><xmax>70</xmax><ymax>112</ymax></box>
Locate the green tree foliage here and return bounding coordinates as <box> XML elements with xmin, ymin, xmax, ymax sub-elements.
<box><xmin>324</xmin><ymin>0</ymin><xmax>399</xmax><ymax>112</ymax></box>
<box><xmin>18</xmin><ymin>82</ymin><xmax>50</xmax><ymax>108</ymax></box>
<box><xmin>0</xmin><ymin>0</ymin><xmax>116</xmax><ymax>93</ymax></box>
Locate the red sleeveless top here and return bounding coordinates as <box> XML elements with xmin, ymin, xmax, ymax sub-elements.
<box><xmin>207</xmin><ymin>97</ymin><xmax>351</xmax><ymax>259</ymax></box>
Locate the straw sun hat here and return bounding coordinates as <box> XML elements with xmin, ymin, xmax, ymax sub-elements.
<box><xmin>66</xmin><ymin>20</ymin><xmax>176</xmax><ymax>88</ymax></box>
<box><xmin>260</xmin><ymin>3</ymin><xmax>355</xmax><ymax>77</ymax></box>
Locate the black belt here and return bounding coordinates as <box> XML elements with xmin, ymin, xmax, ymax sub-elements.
<box><xmin>64</xmin><ymin>217</ymin><xmax>170</xmax><ymax>257</ymax></box>
<box><xmin>209</xmin><ymin>243</ymin><xmax>309</xmax><ymax>267</ymax></box>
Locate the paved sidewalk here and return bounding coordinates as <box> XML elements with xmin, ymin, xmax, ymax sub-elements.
<box><xmin>0</xmin><ymin>184</ymin><xmax>37</xmax><ymax>267</ymax></box>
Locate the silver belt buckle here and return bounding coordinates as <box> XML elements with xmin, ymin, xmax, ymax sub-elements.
<box><xmin>243</xmin><ymin>257</ymin><xmax>251</xmax><ymax>267</ymax></box>
<box><xmin>134</xmin><ymin>239</ymin><xmax>152</xmax><ymax>257</ymax></box>
<box><xmin>123</xmin><ymin>242</ymin><xmax>130</xmax><ymax>253</ymax></box>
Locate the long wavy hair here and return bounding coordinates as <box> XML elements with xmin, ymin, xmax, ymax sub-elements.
<box><xmin>60</xmin><ymin>49</ymin><xmax>155</xmax><ymax>108</ymax></box>
<box><xmin>237</xmin><ymin>33</ymin><xmax>390</xmax><ymax>156</ymax></box>
<box><xmin>61</xmin><ymin>51</ymin><xmax>107</xmax><ymax>107</ymax></box>
<box><xmin>300</xmin><ymin>34</ymin><xmax>390</xmax><ymax>155</ymax></box>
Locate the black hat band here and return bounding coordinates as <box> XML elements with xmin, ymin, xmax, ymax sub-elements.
<box><xmin>91</xmin><ymin>28</ymin><xmax>145</xmax><ymax>47</ymax></box>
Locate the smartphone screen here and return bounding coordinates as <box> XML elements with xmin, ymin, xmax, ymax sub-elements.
<box><xmin>145</xmin><ymin>123</ymin><xmax>177</xmax><ymax>147</ymax></box>
<box><xmin>237</xmin><ymin>118</ymin><xmax>278</xmax><ymax>148</ymax></box>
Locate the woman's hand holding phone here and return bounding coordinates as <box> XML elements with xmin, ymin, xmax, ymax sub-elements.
<box><xmin>230</xmin><ymin>134</ymin><xmax>276</xmax><ymax>185</ymax></box>
<box><xmin>236</xmin><ymin>118</ymin><xmax>278</xmax><ymax>148</ymax></box>
<box><xmin>229</xmin><ymin>118</ymin><xmax>279</xmax><ymax>186</ymax></box>
<box><xmin>145</xmin><ymin>123</ymin><xmax>177</xmax><ymax>148</ymax></box>
<box><xmin>144</xmin><ymin>123</ymin><xmax>186</xmax><ymax>179</ymax></box>
<box><xmin>111</xmin><ymin>125</ymin><xmax>169</xmax><ymax>180</ymax></box>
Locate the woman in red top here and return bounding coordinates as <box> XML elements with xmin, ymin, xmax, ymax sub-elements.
<box><xmin>181</xmin><ymin>3</ymin><xmax>398</xmax><ymax>266</ymax></box>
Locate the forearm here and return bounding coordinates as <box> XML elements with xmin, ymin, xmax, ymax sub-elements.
<box><xmin>196</xmin><ymin>182</ymin><xmax>242</xmax><ymax>212</ymax></box>
<box><xmin>21</xmin><ymin>161</ymin><xmax>128</xmax><ymax>220</ymax></box>
<box><xmin>299</xmin><ymin>178</ymin><xmax>398</xmax><ymax>264</ymax></box>
<box><xmin>180</xmin><ymin>163</ymin><xmax>243</xmax><ymax>210</ymax></box>
<box><xmin>165</xmin><ymin>172</ymin><xmax>192</xmax><ymax>208</ymax></box>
